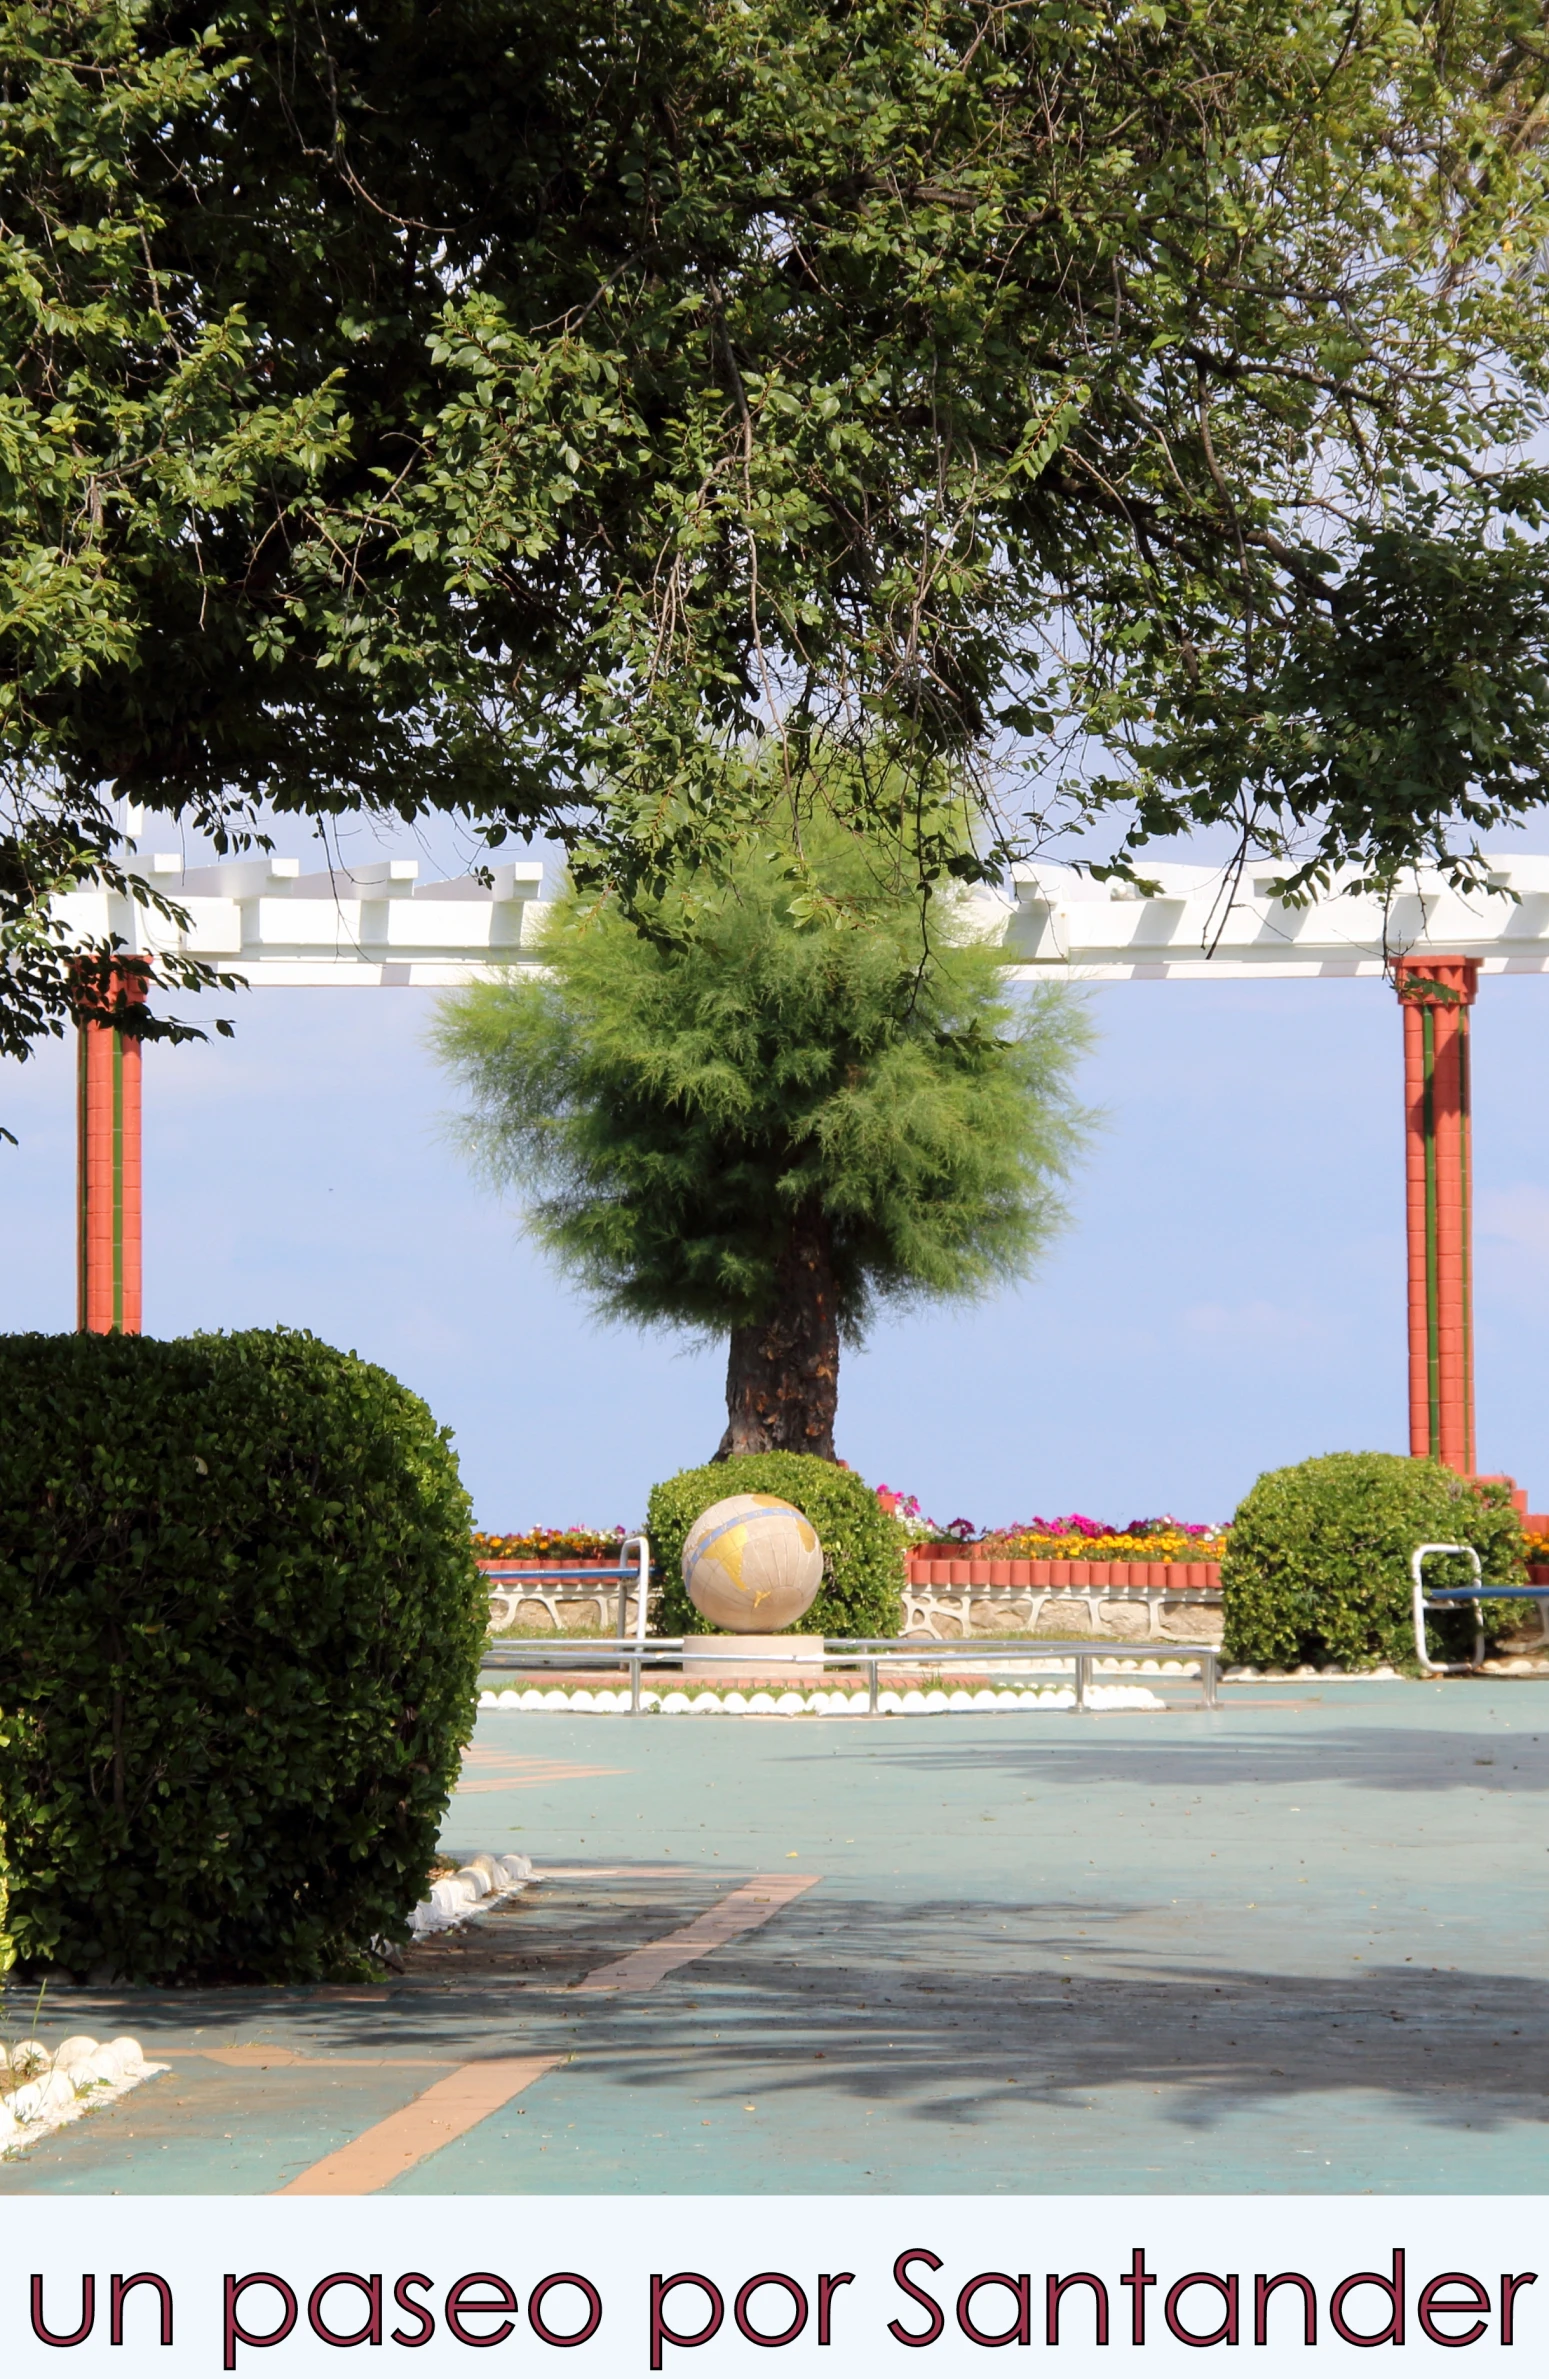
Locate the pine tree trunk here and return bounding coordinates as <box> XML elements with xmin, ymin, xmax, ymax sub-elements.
<box><xmin>714</xmin><ymin>1208</ymin><xmax>840</xmax><ymax>1461</ymax></box>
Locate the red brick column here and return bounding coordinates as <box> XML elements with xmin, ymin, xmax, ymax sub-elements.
<box><xmin>76</xmin><ymin>967</ymin><xmax>145</xmax><ymax>1333</ymax></box>
<box><xmin>1395</xmin><ymin>956</ymin><xmax>1478</xmax><ymax>1471</ymax></box>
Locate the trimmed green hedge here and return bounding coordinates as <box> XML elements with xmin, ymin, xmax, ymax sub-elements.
<box><xmin>0</xmin><ymin>1327</ymin><xmax>484</xmax><ymax>1984</ymax></box>
<box><xmin>0</xmin><ymin>1701</ymin><xmax>15</xmax><ymax>1980</ymax></box>
<box><xmin>1221</xmin><ymin>1452</ymin><xmax>1527</xmax><ymax>1670</ymax></box>
<box><xmin>647</xmin><ymin>1455</ymin><xmax>904</xmax><ymax>1638</ymax></box>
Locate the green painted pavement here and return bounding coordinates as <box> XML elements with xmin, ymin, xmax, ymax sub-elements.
<box><xmin>4</xmin><ymin>1681</ymin><xmax>1548</xmax><ymax>2194</ymax></box>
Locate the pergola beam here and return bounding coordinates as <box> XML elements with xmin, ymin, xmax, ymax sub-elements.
<box><xmin>1000</xmin><ymin>856</ymin><xmax>1549</xmax><ymax>981</ymax></box>
<box><xmin>55</xmin><ymin>850</ymin><xmax>1549</xmax><ymax>983</ymax></box>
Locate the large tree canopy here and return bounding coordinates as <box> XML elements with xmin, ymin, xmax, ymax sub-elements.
<box><xmin>432</xmin><ymin>816</ymin><xmax>1091</xmax><ymax>1458</ymax></box>
<box><xmin>5</xmin><ymin>0</ymin><xmax>1549</xmax><ymax>1050</ymax></box>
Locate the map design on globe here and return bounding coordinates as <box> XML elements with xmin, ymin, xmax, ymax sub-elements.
<box><xmin>682</xmin><ymin>1494</ymin><xmax>824</xmax><ymax>1631</ymax></box>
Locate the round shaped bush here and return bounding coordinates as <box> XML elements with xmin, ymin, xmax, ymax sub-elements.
<box><xmin>1221</xmin><ymin>1452</ymin><xmax>1526</xmax><ymax>1671</ymax></box>
<box><xmin>648</xmin><ymin>1455</ymin><xmax>904</xmax><ymax>1638</ymax></box>
<box><xmin>0</xmin><ymin>1327</ymin><xmax>484</xmax><ymax>1983</ymax></box>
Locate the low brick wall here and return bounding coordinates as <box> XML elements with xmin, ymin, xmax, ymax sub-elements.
<box><xmin>479</xmin><ymin>1559</ymin><xmax>627</xmax><ymax>1575</ymax></box>
<box><xmin>902</xmin><ymin>1554</ymin><xmax>1222</xmax><ymax>1644</ymax></box>
<box><xmin>906</xmin><ymin>1555</ymin><xmax>1222</xmax><ymax>1591</ymax></box>
<box><xmin>480</xmin><ymin>1559</ymin><xmax>641</xmax><ymax>1633</ymax></box>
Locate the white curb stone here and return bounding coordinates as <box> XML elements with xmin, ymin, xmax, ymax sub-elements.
<box><xmin>0</xmin><ymin>2035</ymin><xmax>163</xmax><ymax>2159</ymax></box>
<box><xmin>407</xmin><ymin>1850</ymin><xmax>538</xmax><ymax>1938</ymax></box>
<box><xmin>476</xmin><ymin>1677</ymin><xmax>1171</xmax><ymax>1715</ymax></box>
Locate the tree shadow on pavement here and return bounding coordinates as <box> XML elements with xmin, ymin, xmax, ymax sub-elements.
<box><xmin>836</xmin><ymin>1724</ymin><xmax>1549</xmax><ymax>1797</ymax></box>
<box><xmin>561</xmin><ymin>1895</ymin><xmax>1549</xmax><ymax>2138</ymax></box>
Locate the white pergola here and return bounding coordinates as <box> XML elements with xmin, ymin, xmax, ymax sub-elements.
<box><xmin>1001</xmin><ymin>856</ymin><xmax>1549</xmax><ymax>981</ymax></box>
<box><xmin>55</xmin><ymin>848</ymin><xmax>1549</xmax><ymax>986</ymax></box>
<box><xmin>58</xmin><ymin>845</ymin><xmax>1549</xmax><ymax>1492</ymax></box>
<box><xmin>58</xmin><ymin>852</ymin><xmax>549</xmax><ymax>987</ymax></box>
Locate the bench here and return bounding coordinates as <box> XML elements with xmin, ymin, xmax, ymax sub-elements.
<box><xmin>482</xmin><ymin>1535</ymin><xmax>651</xmax><ymax>1647</ymax></box>
<box><xmin>1411</xmin><ymin>1543</ymin><xmax>1549</xmax><ymax>1673</ymax></box>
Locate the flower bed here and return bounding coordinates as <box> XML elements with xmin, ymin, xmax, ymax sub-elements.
<box><xmin>924</xmin><ymin>1530</ymin><xmax>1226</xmax><ymax>1563</ymax></box>
<box><xmin>473</xmin><ymin>1527</ymin><xmax>627</xmax><ymax>1562</ymax></box>
<box><xmin>876</xmin><ymin>1495</ymin><xmax>1227</xmax><ymax>1596</ymax></box>
<box><xmin>879</xmin><ymin>1491</ymin><xmax>1225</xmax><ymax>1567</ymax></box>
<box><xmin>976</xmin><ymin>1523</ymin><xmax>1226</xmax><ymax>1563</ymax></box>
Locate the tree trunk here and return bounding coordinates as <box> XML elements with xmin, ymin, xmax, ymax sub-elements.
<box><xmin>714</xmin><ymin>1209</ymin><xmax>840</xmax><ymax>1461</ymax></box>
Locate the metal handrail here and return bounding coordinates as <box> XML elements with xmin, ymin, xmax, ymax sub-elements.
<box><xmin>1411</xmin><ymin>1543</ymin><xmax>1480</xmax><ymax>1675</ymax></box>
<box><xmin>479</xmin><ymin>1633</ymin><xmax>1220</xmax><ymax>1714</ymax></box>
<box><xmin>1410</xmin><ymin>1542</ymin><xmax>1549</xmax><ymax>1673</ymax></box>
<box><xmin>621</xmin><ymin>1535</ymin><xmax>649</xmax><ymax>1651</ymax></box>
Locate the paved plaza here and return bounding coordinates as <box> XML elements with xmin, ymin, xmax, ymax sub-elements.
<box><xmin>3</xmin><ymin>1680</ymin><xmax>1547</xmax><ymax>2195</ymax></box>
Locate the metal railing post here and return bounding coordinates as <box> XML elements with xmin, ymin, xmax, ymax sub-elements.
<box><xmin>1074</xmin><ymin>1651</ymin><xmax>1088</xmax><ymax>1710</ymax></box>
<box><xmin>609</xmin><ymin>1532</ymin><xmax>650</xmax><ymax>1649</ymax></box>
<box><xmin>630</xmin><ymin>1656</ymin><xmax>641</xmax><ymax>1715</ymax></box>
<box><xmin>633</xmin><ymin>1534</ymin><xmax>650</xmax><ymax>1652</ymax></box>
<box><xmin>868</xmin><ymin>1658</ymin><xmax>879</xmax><ymax>1715</ymax></box>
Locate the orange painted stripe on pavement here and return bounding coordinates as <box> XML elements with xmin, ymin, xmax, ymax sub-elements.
<box><xmin>274</xmin><ymin>1872</ymin><xmax>820</xmax><ymax>2193</ymax></box>
<box><xmin>461</xmin><ymin>1749</ymin><xmax>623</xmax><ymax>1774</ymax></box>
<box><xmin>573</xmin><ymin>1873</ymin><xmax>819</xmax><ymax>1992</ymax></box>
<box><xmin>275</xmin><ymin>2057</ymin><xmax>561</xmax><ymax>2195</ymax></box>
<box><xmin>454</xmin><ymin>1754</ymin><xmax>625</xmax><ymax>1790</ymax></box>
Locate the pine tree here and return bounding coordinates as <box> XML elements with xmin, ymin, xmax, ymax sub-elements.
<box><xmin>434</xmin><ymin>820</ymin><xmax>1090</xmax><ymax>1458</ymax></box>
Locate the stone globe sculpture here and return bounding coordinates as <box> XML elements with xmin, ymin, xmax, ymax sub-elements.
<box><xmin>682</xmin><ymin>1494</ymin><xmax>824</xmax><ymax>1632</ymax></box>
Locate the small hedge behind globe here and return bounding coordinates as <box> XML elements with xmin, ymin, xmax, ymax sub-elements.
<box><xmin>0</xmin><ymin>1326</ymin><xmax>485</xmax><ymax>1984</ymax></box>
<box><xmin>1221</xmin><ymin>1452</ymin><xmax>1527</xmax><ymax>1671</ymax></box>
<box><xmin>650</xmin><ymin>1454</ymin><xmax>905</xmax><ymax>1638</ymax></box>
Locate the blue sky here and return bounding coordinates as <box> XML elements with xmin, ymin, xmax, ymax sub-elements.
<box><xmin>5</xmin><ymin>843</ymin><xmax>1548</xmax><ymax>1531</ymax></box>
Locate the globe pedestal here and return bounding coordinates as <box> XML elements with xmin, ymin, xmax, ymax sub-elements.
<box><xmin>681</xmin><ymin>1634</ymin><xmax>825</xmax><ymax>1681</ymax></box>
